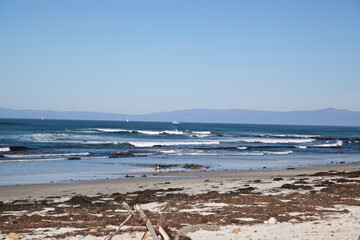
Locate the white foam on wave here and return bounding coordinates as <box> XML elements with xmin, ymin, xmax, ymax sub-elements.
<box><xmin>295</xmin><ymin>146</ymin><xmax>307</xmax><ymax>149</ymax></box>
<box><xmin>129</xmin><ymin>141</ymin><xmax>220</xmax><ymax>147</ymax></box>
<box><xmin>137</xmin><ymin>130</ymin><xmax>184</xmax><ymax>135</ymax></box>
<box><xmin>23</xmin><ymin>133</ymin><xmax>69</xmax><ymax>142</ymax></box>
<box><xmin>77</xmin><ymin>141</ymin><xmax>123</xmax><ymax>145</ymax></box>
<box><xmin>237</xmin><ymin>146</ymin><xmax>248</xmax><ymax>150</ymax></box>
<box><xmin>313</xmin><ymin>140</ymin><xmax>343</xmax><ymax>148</ymax></box>
<box><xmin>163</xmin><ymin>130</ymin><xmax>184</xmax><ymax>135</ymax></box>
<box><xmin>261</xmin><ymin>134</ymin><xmax>319</xmax><ymax>138</ymax></box>
<box><xmin>0</xmin><ymin>147</ymin><xmax>10</xmax><ymax>152</ymax></box>
<box><xmin>137</xmin><ymin>130</ymin><xmax>163</xmax><ymax>135</ymax></box>
<box><xmin>160</xmin><ymin>150</ymin><xmax>177</xmax><ymax>154</ymax></box>
<box><xmin>237</xmin><ymin>150</ymin><xmax>293</xmax><ymax>156</ymax></box>
<box><xmin>169</xmin><ymin>150</ymin><xmax>293</xmax><ymax>156</ymax></box>
<box><xmin>95</xmin><ymin>128</ymin><xmax>133</xmax><ymax>133</ymax></box>
<box><xmin>90</xmin><ymin>128</ymin><xmax>211</xmax><ymax>137</ymax></box>
<box><xmin>238</xmin><ymin>138</ymin><xmax>314</xmax><ymax>144</ymax></box>
<box><xmin>4</xmin><ymin>152</ymin><xmax>90</xmax><ymax>158</ymax></box>
<box><xmin>0</xmin><ymin>155</ymin><xmax>108</xmax><ymax>163</ymax></box>
<box><xmin>192</xmin><ymin>131</ymin><xmax>211</xmax><ymax>137</ymax></box>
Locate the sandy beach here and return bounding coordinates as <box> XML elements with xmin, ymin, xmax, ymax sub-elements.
<box><xmin>1</xmin><ymin>163</ymin><xmax>360</xmax><ymax>240</ymax></box>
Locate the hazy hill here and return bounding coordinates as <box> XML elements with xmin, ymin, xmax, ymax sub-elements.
<box><xmin>1</xmin><ymin>107</ymin><xmax>360</xmax><ymax>126</ymax></box>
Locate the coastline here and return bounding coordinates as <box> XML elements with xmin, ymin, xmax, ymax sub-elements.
<box><xmin>1</xmin><ymin>163</ymin><xmax>359</xmax><ymax>201</ymax></box>
<box><xmin>1</xmin><ymin>163</ymin><xmax>360</xmax><ymax>239</ymax></box>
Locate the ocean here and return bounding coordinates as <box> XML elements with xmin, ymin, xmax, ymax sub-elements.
<box><xmin>0</xmin><ymin>118</ymin><xmax>359</xmax><ymax>185</ymax></box>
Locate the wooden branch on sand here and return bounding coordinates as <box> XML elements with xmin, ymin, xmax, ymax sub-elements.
<box><xmin>106</xmin><ymin>202</ymin><xmax>173</xmax><ymax>240</ymax></box>
<box><xmin>104</xmin><ymin>213</ymin><xmax>132</xmax><ymax>240</ymax></box>
<box><xmin>134</xmin><ymin>204</ymin><xmax>160</xmax><ymax>240</ymax></box>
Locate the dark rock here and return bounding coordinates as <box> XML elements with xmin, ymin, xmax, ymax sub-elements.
<box><xmin>280</xmin><ymin>184</ymin><xmax>313</xmax><ymax>190</ymax></box>
<box><xmin>273</xmin><ymin>178</ymin><xmax>284</xmax><ymax>181</ymax></box>
<box><xmin>152</xmin><ymin>164</ymin><xmax>179</xmax><ymax>169</ymax></box>
<box><xmin>281</xmin><ymin>184</ymin><xmax>299</xmax><ymax>189</ymax></box>
<box><xmin>183</xmin><ymin>164</ymin><xmax>204</xmax><ymax>169</ymax></box>
<box><xmin>238</xmin><ymin>187</ymin><xmax>257</xmax><ymax>194</ymax></box>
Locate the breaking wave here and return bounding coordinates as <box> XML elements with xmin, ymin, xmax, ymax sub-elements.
<box><xmin>239</xmin><ymin>138</ymin><xmax>315</xmax><ymax>144</ymax></box>
<box><xmin>129</xmin><ymin>141</ymin><xmax>220</xmax><ymax>147</ymax></box>
<box><xmin>165</xmin><ymin>150</ymin><xmax>293</xmax><ymax>156</ymax></box>
<box><xmin>0</xmin><ymin>147</ymin><xmax>10</xmax><ymax>152</ymax></box>
<box><xmin>313</xmin><ymin>140</ymin><xmax>343</xmax><ymax>148</ymax></box>
<box><xmin>3</xmin><ymin>152</ymin><xmax>91</xmax><ymax>158</ymax></box>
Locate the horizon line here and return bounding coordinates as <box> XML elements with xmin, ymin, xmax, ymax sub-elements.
<box><xmin>0</xmin><ymin>106</ymin><xmax>358</xmax><ymax>115</ymax></box>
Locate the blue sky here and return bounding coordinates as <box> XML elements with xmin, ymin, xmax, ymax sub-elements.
<box><xmin>0</xmin><ymin>0</ymin><xmax>359</xmax><ymax>114</ymax></box>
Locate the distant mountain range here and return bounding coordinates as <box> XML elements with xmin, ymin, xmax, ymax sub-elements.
<box><xmin>1</xmin><ymin>107</ymin><xmax>360</xmax><ymax>126</ymax></box>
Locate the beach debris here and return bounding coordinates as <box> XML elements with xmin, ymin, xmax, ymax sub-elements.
<box><xmin>104</xmin><ymin>214</ymin><xmax>132</xmax><ymax>240</ymax></box>
<box><xmin>66</xmin><ymin>195</ymin><xmax>92</xmax><ymax>205</ymax></box>
<box><xmin>105</xmin><ymin>202</ymin><xmax>188</xmax><ymax>240</ymax></box>
<box><xmin>183</xmin><ymin>163</ymin><xmax>204</xmax><ymax>169</ymax></box>
<box><xmin>232</xmin><ymin>228</ymin><xmax>241</xmax><ymax>234</ymax></box>
<box><xmin>7</xmin><ymin>233</ymin><xmax>19</xmax><ymax>240</ymax></box>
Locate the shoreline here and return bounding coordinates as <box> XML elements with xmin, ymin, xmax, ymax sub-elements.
<box><xmin>1</xmin><ymin>162</ymin><xmax>359</xmax><ymax>201</ymax></box>
<box><xmin>1</xmin><ymin>162</ymin><xmax>360</xmax><ymax>239</ymax></box>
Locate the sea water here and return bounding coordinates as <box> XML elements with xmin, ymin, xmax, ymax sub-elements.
<box><xmin>0</xmin><ymin>119</ymin><xmax>359</xmax><ymax>185</ymax></box>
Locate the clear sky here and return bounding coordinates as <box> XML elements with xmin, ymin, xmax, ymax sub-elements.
<box><xmin>0</xmin><ymin>0</ymin><xmax>359</xmax><ymax>114</ymax></box>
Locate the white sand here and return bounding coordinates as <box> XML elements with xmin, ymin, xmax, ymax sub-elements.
<box><xmin>1</xmin><ymin>163</ymin><xmax>360</xmax><ymax>240</ymax></box>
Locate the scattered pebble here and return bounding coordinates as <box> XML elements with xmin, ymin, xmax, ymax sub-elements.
<box><xmin>268</xmin><ymin>217</ymin><xmax>278</xmax><ymax>224</ymax></box>
<box><xmin>89</xmin><ymin>228</ymin><xmax>98</xmax><ymax>233</ymax></box>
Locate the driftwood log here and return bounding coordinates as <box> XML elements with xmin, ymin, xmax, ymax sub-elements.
<box><xmin>105</xmin><ymin>202</ymin><xmax>179</xmax><ymax>240</ymax></box>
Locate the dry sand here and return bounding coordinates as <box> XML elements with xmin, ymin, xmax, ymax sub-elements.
<box><xmin>1</xmin><ymin>163</ymin><xmax>360</xmax><ymax>239</ymax></box>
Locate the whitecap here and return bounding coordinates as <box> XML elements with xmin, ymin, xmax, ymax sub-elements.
<box><xmin>191</xmin><ymin>131</ymin><xmax>212</xmax><ymax>137</ymax></box>
<box><xmin>0</xmin><ymin>147</ymin><xmax>10</xmax><ymax>152</ymax></box>
<box><xmin>23</xmin><ymin>133</ymin><xmax>69</xmax><ymax>142</ymax></box>
<box><xmin>171</xmin><ymin>150</ymin><xmax>293</xmax><ymax>156</ymax></box>
<box><xmin>160</xmin><ymin>150</ymin><xmax>177</xmax><ymax>154</ymax></box>
<box><xmin>239</xmin><ymin>150</ymin><xmax>293</xmax><ymax>156</ymax></box>
<box><xmin>239</xmin><ymin>138</ymin><xmax>314</xmax><ymax>144</ymax></box>
<box><xmin>129</xmin><ymin>141</ymin><xmax>220</xmax><ymax>147</ymax></box>
<box><xmin>261</xmin><ymin>134</ymin><xmax>319</xmax><ymax>138</ymax></box>
<box><xmin>95</xmin><ymin>128</ymin><xmax>133</xmax><ymax>133</ymax></box>
<box><xmin>0</xmin><ymin>155</ymin><xmax>109</xmax><ymax>163</ymax></box>
<box><xmin>237</xmin><ymin>146</ymin><xmax>248</xmax><ymax>150</ymax></box>
<box><xmin>163</xmin><ymin>130</ymin><xmax>184</xmax><ymax>135</ymax></box>
<box><xmin>4</xmin><ymin>152</ymin><xmax>90</xmax><ymax>158</ymax></box>
<box><xmin>137</xmin><ymin>130</ymin><xmax>162</xmax><ymax>135</ymax></box>
<box><xmin>313</xmin><ymin>140</ymin><xmax>343</xmax><ymax>148</ymax></box>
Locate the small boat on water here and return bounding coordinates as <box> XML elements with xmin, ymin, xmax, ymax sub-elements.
<box><xmin>172</xmin><ymin>121</ymin><xmax>179</xmax><ymax>124</ymax></box>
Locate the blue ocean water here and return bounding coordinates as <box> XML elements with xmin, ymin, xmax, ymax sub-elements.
<box><xmin>0</xmin><ymin>118</ymin><xmax>359</xmax><ymax>185</ymax></box>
